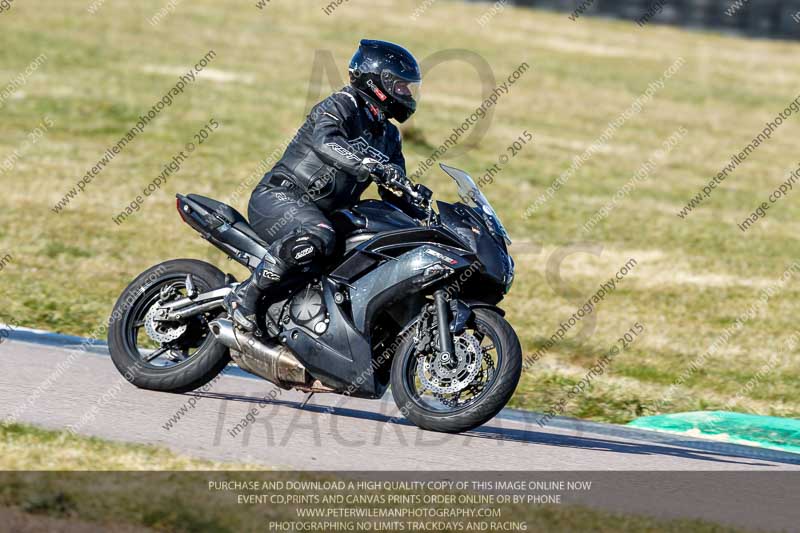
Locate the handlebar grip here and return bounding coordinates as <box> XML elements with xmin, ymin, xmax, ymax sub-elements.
<box><xmin>390</xmin><ymin>177</ymin><xmax>419</xmax><ymax>198</ymax></box>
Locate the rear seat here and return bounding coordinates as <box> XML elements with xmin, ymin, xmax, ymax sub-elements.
<box><xmin>186</xmin><ymin>194</ymin><xmax>267</xmax><ymax>245</ymax></box>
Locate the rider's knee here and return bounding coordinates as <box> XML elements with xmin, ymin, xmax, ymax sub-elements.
<box><xmin>272</xmin><ymin>223</ymin><xmax>336</xmax><ymax>266</ymax></box>
<box><xmin>305</xmin><ymin>222</ymin><xmax>336</xmax><ymax>257</ymax></box>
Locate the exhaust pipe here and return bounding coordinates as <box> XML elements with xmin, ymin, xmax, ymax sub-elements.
<box><xmin>209</xmin><ymin>319</ymin><xmax>308</xmax><ymax>389</ymax></box>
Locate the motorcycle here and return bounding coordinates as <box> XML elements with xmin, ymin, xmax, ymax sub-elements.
<box><xmin>108</xmin><ymin>163</ymin><xmax>520</xmax><ymax>433</ymax></box>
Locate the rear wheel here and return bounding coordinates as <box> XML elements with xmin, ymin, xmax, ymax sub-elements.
<box><xmin>390</xmin><ymin>308</ymin><xmax>521</xmax><ymax>433</ymax></box>
<box><xmin>108</xmin><ymin>259</ymin><xmax>232</xmax><ymax>393</ymax></box>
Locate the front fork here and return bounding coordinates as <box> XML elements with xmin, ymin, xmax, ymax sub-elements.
<box><xmin>434</xmin><ymin>290</ymin><xmax>454</xmax><ymax>358</ymax></box>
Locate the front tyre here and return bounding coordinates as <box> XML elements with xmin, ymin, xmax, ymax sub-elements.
<box><xmin>108</xmin><ymin>259</ymin><xmax>231</xmax><ymax>394</ymax></box>
<box><xmin>390</xmin><ymin>308</ymin><xmax>522</xmax><ymax>433</ymax></box>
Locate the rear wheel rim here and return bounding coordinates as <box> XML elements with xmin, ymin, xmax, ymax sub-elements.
<box><xmin>122</xmin><ymin>274</ymin><xmax>217</xmax><ymax>370</ymax></box>
<box><xmin>402</xmin><ymin>316</ymin><xmax>503</xmax><ymax>415</ymax></box>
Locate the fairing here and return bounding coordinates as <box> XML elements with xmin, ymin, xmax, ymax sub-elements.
<box><xmin>437</xmin><ymin>202</ymin><xmax>510</xmax><ymax>288</ymax></box>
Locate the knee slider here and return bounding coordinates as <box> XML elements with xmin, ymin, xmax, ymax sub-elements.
<box><xmin>273</xmin><ymin>229</ymin><xmax>329</xmax><ymax>266</ymax></box>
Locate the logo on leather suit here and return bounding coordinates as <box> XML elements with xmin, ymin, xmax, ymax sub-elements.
<box><xmin>261</xmin><ymin>270</ymin><xmax>281</xmax><ymax>281</ymax></box>
<box><xmin>348</xmin><ymin>136</ymin><xmax>390</xmax><ymax>164</ymax></box>
<box><xmin>294</xmin><ymin>246</ymin><xmax>314</xmax><ymax>260</ymax></box>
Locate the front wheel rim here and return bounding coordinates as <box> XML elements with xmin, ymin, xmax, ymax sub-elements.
<box><xmin>402</xmin><ymin>317</ymin><xmax>503</xmax><ymax>415</ymax></box>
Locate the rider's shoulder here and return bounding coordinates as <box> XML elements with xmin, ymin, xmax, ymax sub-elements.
<box><xmin>384</xmin><ymin>120</ymin><xmax>401</xmax><ymax>140</ymax></box>
<box><xmin>319</xmin><ymin>87</ymin><xmax>359</xmax><ymax>115</ymax></box>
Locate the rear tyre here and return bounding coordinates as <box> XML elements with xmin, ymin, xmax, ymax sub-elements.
<box><xmin>390</xmin><ymin>308</ymin><xmax>521</xmax><ymax>433</ymax></box>
<box><xmin>108</xmin><ymin>259</ymin><xmax>232</xmax><ymax>393</ymax></box>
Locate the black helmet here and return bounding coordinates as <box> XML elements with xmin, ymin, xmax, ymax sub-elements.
<box><xmin>349</xmin><ymin>39</ymin><xmax>421</xmax><ymax>123</ymax></box>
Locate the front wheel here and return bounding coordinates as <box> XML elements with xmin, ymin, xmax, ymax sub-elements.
<box><xmin>390</xmin><ymin>308</ymin><xmax>522</xmax><ymax>433</ymax></box>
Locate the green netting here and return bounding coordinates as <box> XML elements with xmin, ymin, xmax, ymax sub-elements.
<box><xmin>627</xmin><ymin>411</ymin><xmax>800</xmax><ymax>454</ymax></box>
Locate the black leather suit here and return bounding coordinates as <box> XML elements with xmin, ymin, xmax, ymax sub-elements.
<box><xmin>248</xmin><ymin>86</ymin><xmax>405</xmax><ymax>266</ymax></box>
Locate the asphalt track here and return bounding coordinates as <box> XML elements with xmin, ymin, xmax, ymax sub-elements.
<box><xmin>2</xmin><ymin>326</ymin><xmax>799</xmax><ymax>530</ymax></box>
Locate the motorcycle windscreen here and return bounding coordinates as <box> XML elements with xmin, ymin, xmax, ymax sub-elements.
<box><xmin>439</xmin><ymin>164</ymin><xmax>511</xmax><ymax>245</ymax></box>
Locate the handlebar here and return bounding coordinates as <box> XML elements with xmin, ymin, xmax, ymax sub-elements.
<box><xmin>369</xmin><ymin>163</ymin><xmax>433</xmax><ymax>219</ymax></box>
<box><xmin>371</xmin><ymin>164</ymin><xmax>423</xmax><ymax>200</ymax></box>
<box><xmin>388</xmin><ymin>175</ymin><xmax>422</xmax><ymax>200</ymax></box>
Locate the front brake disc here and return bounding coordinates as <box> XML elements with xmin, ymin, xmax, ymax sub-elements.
<box><xmin>417</xmin><ymin>333</ymin><xmax>482</xmax><ymax>395</ymax></box>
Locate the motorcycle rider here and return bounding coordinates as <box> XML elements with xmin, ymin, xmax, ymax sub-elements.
<box><xmin>224</xmin><ymin>39</ymin><xmax>423</xmax><ymax>333</ymax></box>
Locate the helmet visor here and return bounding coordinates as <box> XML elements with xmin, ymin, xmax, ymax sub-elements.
<box><xmin>381</xmin><ymin>70</ymin><xmax>421</xmax><ymax>102</ymax></box>
<box><xmin>392</xmin><ymin>80</ymin><xmax>421</xmax><ymax>100</ymax></box>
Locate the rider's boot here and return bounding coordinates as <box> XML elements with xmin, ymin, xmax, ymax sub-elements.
<box><xmin>223</xmin><ymin>252</ymin><xmax>288</xmax><ymax>332</ymax></box>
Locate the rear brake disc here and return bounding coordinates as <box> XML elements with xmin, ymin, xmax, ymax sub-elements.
<box><xmin>144</xmin><ymin>304</ymin><xmax>187</xmax><ymax>344</ymax></box>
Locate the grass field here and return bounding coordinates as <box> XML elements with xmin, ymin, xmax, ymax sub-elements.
<box><xmin>1</xmin><ymin>0</ymin><xmax>799</xmax><ymax>424</ymax></box>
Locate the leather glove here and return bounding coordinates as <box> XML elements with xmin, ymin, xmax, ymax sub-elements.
<box><xmin>356</xmin><ymin>157</ymin><xmax>384</xmax><ymax>182</ymax></box>
<box><xmin>379</xmin><ymin>164</ymin><xmax>409</xmax><ymax>196</ymax></box>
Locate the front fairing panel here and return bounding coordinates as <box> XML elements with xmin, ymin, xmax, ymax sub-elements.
<box><xmin>348</xmin><ymin>245</ymin><xmax>471</xmax><ymax>334</ymax></box>
<box><xmin>437</xmin><ymin>201</ymin><xmax>510</xmax><ymax>285</ymax></box>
